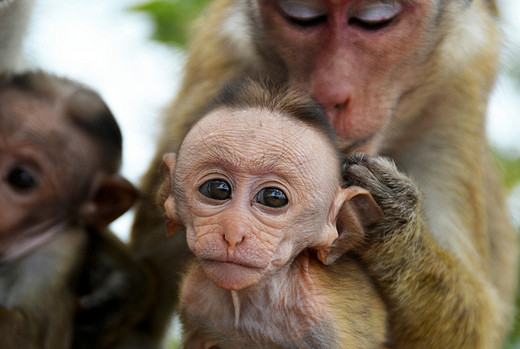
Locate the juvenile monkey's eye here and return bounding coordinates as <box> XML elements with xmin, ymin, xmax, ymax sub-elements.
<box><xmin>7</xmin><ymin>167</ymin><xmax>38</xmax><ymax>192</ymax></box>
<box><xmin>255</xmin><ymin>188</ymin><xmax>288</xmax><ymax>208</ymax></box>
<box><xmin>349</xmin><ymin>2</ymin><xmax>402</xmax><ymax>30</ymax></box>
<box><xmin>199</xmin><ymin>179</ymin><xmax>231</xmax><ymax>201</ymax></box>
<box><xmin>278</xmin><ymin>0</ymin><xmax>328</xmax><ymax>26</ymax></box>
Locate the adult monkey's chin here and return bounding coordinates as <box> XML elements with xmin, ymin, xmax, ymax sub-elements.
<box><xmin>338</xmin><ymin>134</ymin><xmax>380</xmax><ymax>156</ymax></box>
<box><xmin>201</xmin><ymin>260</ymin><xmax>266</xmax><ymax>291</ymax></box>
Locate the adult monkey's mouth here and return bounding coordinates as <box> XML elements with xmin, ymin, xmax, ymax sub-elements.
<box><xmin>340</xmin><ymin>134</ymin><xmax>375</xmax><ymax>155</ymax></box>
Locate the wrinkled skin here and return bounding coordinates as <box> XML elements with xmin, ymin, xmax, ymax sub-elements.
<box><xmin>168</xmin><ymin>107</ymin><xmax>343</xmax><ymax>290</ymax></box>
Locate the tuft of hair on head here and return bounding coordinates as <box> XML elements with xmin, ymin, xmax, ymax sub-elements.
<box><xmin>197</xmin><ymin>76</ymin><xmax>338</xmax><ymax>148</ymax></box>
<box><xmin>0</xmin><ymin>70</ymin><xmax>123</xmax><ymax>174</ymax></box>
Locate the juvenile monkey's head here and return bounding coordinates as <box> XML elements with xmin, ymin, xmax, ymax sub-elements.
<box><xmin>162</xmin><ymin>79</ymin><xmax>382</xmax><ymax>290</ymax></box>
<box><xmin>0</xmin><ymin>72</ymin><xmax>137</xmax><ymax>256</ymax></box>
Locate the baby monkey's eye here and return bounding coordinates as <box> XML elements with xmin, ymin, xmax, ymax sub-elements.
<box><xmin>199</xmin><ymin>179</ymin><xmax>232</xmax><ymax>200</ymax></box>
<box><xmin>255</xmin><ymin>188</ymin><xmax>288</xmax><ymax>208</ymax></box>
<box><xmin>7</xmin><ymin>167</ymin><xmax>38</xmax><ymax>192</ymax></box>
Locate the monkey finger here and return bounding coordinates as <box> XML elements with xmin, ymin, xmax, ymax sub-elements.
<box><xmin>343</xmin><ymin>154</ymin><xmax>419</xmax><ymax>225</ymax></box>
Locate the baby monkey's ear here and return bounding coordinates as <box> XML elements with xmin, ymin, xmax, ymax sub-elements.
<box><xmin>160</xmin><ymin>153</ymin><xmax>180</xmax><ymax>237</ymax></box>
<box><xmin>80</xmin><ymin>174</ymin><xmax>139</xmax><ymax>229</ymax></box>
<box><xmin>317</xmin><ymin>186</ymin><xmax>383</xmax><ymax>265</ymax></box>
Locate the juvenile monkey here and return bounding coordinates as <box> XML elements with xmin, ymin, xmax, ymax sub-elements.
<box><xmin>162</xmin><ymin>79</ymin><xmax>390</xmax><ymax>348</ymax></box>
<box><xmin>129</xmin><ymin>0</ymin><xmax>518</xmax><ymax>348</ymax></box>
<box><xmin>0</xmin><ymin>71</ymin><xmax>150</xmax><ymax>349</ymax></box>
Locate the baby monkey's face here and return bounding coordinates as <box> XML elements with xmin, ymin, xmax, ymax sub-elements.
<box><xmin>166</xmin><ymin>107</ymin><xmax>343</xmax><ymax>290</ymax></box>
<box><xmin>0</xmin><ymin>89</ymin><xmax>97</xmax><ymax>240</ymax></box>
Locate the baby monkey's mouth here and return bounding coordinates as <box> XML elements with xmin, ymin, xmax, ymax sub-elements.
<box><xmin>201</xmin><ymin>258</ymin><xmax>263</xmax><ymax>270</ymax></box>
<box><xmin>200</xmin><ymin>258</ymin><xmax>266</xmax><ymax>291</ymax></box>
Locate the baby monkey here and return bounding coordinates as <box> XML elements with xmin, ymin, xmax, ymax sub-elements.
<box><xmin>0</xmin><ymin>71</ymin><xmax>150</xmax><ymax>348</ymax></box>
<box><xmin>162</xmin><ymin>79</ymin><xmax>391</xmax><ymax>348</ymax></box>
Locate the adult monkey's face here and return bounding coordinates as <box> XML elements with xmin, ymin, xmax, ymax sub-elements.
<box><xmin>253</xmin><ymin>0</ymin><xmax>452</xmax><ymax>153</ymax></box>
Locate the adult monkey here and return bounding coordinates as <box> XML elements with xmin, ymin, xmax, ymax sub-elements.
<box><xmin>129</xmin><ymin>0</ymin><xmax>518</xmax><ymax>348</ymax></box>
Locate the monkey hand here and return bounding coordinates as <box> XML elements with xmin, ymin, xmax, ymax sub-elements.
<box><xmin>342</xmin><ymin>153</ymin><xmax>420</xmax><ymax>240</ymax></box>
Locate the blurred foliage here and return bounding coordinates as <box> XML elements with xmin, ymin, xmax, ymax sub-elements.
<box><xmin>495</xmin><ymin>150</ymin><xmax>520</xmax><ymax>192</ymax></box>
<box><xmin>507</xmin><ymin>304</ymin><xmax>520</xmax><ymax>349</ymax></box>
<box><xmin>135</xmin><ymin>1</ymin><xmax>520</xmax><ymax>348</ymax></box>
<box><xmin>130</xmin><ymin>0</ymin><xmax>211</xmax><ymax>48</ymax></box>
<box><xmin>168</xmin><ymin>338</ymin><xmax>180</xmax><ymax>349</ymax></box>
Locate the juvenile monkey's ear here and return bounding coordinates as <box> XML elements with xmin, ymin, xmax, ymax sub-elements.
<box><xmin>80</xmin><ymin>174</ymin><xmax>140</xmax><ymax>229</ymax></box>
<box><xmin>317</xmin><ymin>186</ymin><xmax>383</xmax><ymax>265</ymax></box>
<box><xmin>157</xmin><ymin>153</ymin><xmax>177</xmax><ymax>207</ymax></box>
<box><xmin>161</xmin><ymin>153</ymin><xmax>177</xmax><ymax>181</ymax></box>
<box><xmin>160</xmin><ymin>153</ymin><xmax>180</xmax><ymax>237</ymax></box>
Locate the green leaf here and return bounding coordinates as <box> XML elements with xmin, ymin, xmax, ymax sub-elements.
<box><xmin>130</xmin><ymin>0</ymin><xmax>211</xmax><ymax>48</ymax></box>
<box><xmin>494</xmin><ymin>149</ymin><xmax>520</xmax><ymax>192</ymax></box>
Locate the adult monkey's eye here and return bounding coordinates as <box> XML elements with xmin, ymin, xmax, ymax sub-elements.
<box><xmin>255</xmin><ymin>188</ymin><xmax>288</xmax><ymax>208</ymax></box>
<box><xmin>199</xmin><ymin>179</ymin><xmax>232</xmax><ymax>201</ymax></box>
<box><xmin>278</xmin><ymin>0</ymin><xmax>328</xmax><ymax>26</ymax></box>
<box><xmin>349</xmin><ymin>1</ymin><xmax>402</xmax><ymax>30</ymax></box>
<box><xmin>7</xmin><ymin>167</ymin><xmax>38</xmax><ymax>192</ymax></box>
